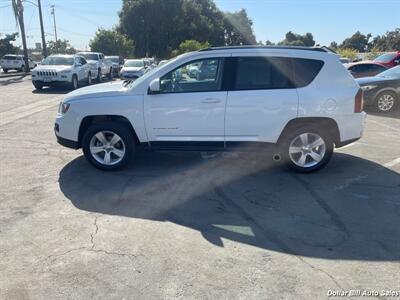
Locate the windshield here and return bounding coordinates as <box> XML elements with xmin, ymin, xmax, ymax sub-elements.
<box><xmin>78</xmin><ymin>53</ymin><xmax>99</xmax><ymax>61</ymax></box>
<box><xmin>106</xmin><ymin>57</ymin><xmax>120</xmax><ymax>63</ymax></box>
<box><xmin>124</xmin><ymin>60</ymin><xmax>144</xmax><ymax>68</ymax></box>
<box><xmin>42</xmin><ymin>56</ymin><xmax>74</xmax><ymax>65</ymax></box>
<box><xmin>374</xmin><ymin>53</ymin><xmax>397</xmax><ymax>63</ymax></box>
<box><xmin>377</xmin><ymin>66</ymin><xmax>400</xmax><ymax>79</ymax></box>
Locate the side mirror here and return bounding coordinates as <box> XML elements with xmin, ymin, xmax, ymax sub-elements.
<box><xmin>148</xmin><ymin>78</ymin><xmax>160</xmax><ymax>94</ymax></box>
<box><xmin>394</xmin><ymin>59</ymin><xmax>400</xmax><ymax>65</ymax></box>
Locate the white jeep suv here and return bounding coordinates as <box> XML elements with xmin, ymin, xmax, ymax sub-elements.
<box><xmin>55</xmin><ymin>46</ymin><xmax>366</xmax><ymax>172</ymax></box>
<box><xmin>32</xmin><ymin>54</ymin><xmax>92</xmax><ymax>90</ymax></box>
<box><xmin>1</xmin><ymin>54</ymin><xmax>36</xmax><ymax>72</ymax></box>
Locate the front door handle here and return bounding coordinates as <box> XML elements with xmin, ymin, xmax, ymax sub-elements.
<box><xmin>201</xmin><ymin>98</ymin><xmax>221</xmax><ymax>104</ymax></box>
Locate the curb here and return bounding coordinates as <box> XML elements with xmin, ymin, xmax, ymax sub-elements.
<box><xmin>0</xmin><ymin>72</ymin><xmax>31</xmax><ymax>79</ymax></box>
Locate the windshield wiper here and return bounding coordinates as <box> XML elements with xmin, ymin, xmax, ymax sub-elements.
<box><xmin>123</xmin><ymin>79</ymin><xmax>133</xmax><ymax>87</ymax></box>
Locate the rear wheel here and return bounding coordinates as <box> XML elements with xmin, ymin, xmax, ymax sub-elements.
<box><xmin>82</xmin><ymin>122</ymin><xmax>135</xmax><ymax>171</ymax></box>
<box><xmin>96</xmin><ymin>68</ymin><xmax>102</xmax><ymax>82</ymax></box>
<box><xmin>281</xmin><ymin>128</ymin><xmax>333</xmax><ymax>173</ymax></box>
<box><xmin>375</xmin><ymin>91</ymin><xmax>397</xmax><ymax>113</ymax></box>
<box><xmin>87</xmin><ymin>72</ymin><xmax>92</xmax><ymax>85</ymax></box>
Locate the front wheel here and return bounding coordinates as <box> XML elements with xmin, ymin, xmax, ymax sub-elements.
<box><xmin>375</xmin><ymin>91</ymin><xmax>397</xmax><ymax>113</ymax></box>
<box><xmin>2</xmin><ymin>69</ymin><xmax>8</xmax><ymax>73</ymax></box>
<box><xmin>82</xmin><ymin>122</ymin><xmax>135</xmax><ymax>171</ymax></box>
<box><xmin>33</xmin><ymin>83</ymin><xmax>43</xmax><ymax>90</ymax></box>
<box><xmin>71</xmin><ymin>75</ymin><xmax>78</xmax><ymax>90</ymax></box>
<box><xmin>281</xmin><ymin>129</ymin><xmax>333</xmax><ymax>173</ymax></box>
<box><xmin>108</xmin><ymin>68</ymin><xmax>113</xmax><ymax>80</ymax></box>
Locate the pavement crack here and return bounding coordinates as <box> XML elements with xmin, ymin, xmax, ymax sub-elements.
<box><xmin>90</xmin><ymin>215</ymin><xmax>99</xmax><ymax>250</ymax></box>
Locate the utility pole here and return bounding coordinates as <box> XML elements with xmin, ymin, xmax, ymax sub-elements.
<box><xmin>50</xmin><ymin>5</ymin><xmax>58</xmax><ymax>43</ymax></box>
<box><xmin>17</xmin><ymin>0</ymin><xmax>30</xmax><ymax>73</ymax></box>
<box><xmin>37</xmin><ymin>0</ymin><xmax>47</xmax><ymax>57</ymax></box>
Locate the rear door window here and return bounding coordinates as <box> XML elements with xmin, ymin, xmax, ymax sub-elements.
<box><xmin>234</xmin><ymin>57</ymin><xmax>293</xmax><ymax>90</ymax></box>
<box><xmin>3</xmin><ymin>55</ymin><xmax>16</xmax><ymax>60</ymax></box>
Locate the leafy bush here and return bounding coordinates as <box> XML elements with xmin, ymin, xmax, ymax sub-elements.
<box><xmin>336</xmin><ymin>48</ymin><xmax>358</xmax><ymax>61</ymax></box>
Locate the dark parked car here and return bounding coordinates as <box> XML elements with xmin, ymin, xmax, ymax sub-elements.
<box><xmin>356</xmin><ymin>66</ymin><xmax>400</xmax><ymax>113</ymax></box>
<box><xmin>373</xmin><ymin>51</ymin><xmax>400</xmax><ymax>68</ymax></box>
<box><xmin>346</xmin><ymin>61</ymin><xmax>388</xmax><ymax>78</ymax></box>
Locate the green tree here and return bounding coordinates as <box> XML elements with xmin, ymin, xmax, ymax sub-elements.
<box><xmin>170</xmin><ymin>39</ymin><xmax>210</xmax><ymax>57</ymax></box>
<box><xmin>119</xmin><ymin>0</ymin><xmax>225</xmax><ymax>58</ymax></box>
<box><xmin>223</xmin><ymin>9</ymin><xmax>257</xmax><ymax>45</ymax></box>
<box><xmin>90</xmin><ymin>29</ymin><xmax>134</xmax><ymax>57</ymax></box>
<box><xmin>47</xmin><ymin>39</ymin><xmax>76</xmax><ymax>55</ymax></box>
<box><xmin>370</xmin><ymin>28</ymin><xmax>400</xmax><ymax>51</ymax></box>
<box><xmin>0</xmin><ymin>33</ymin><xmax>20</xmax><ymax>58</ymax></box>
<box><xmin>279</xmin><ymin>31</ymin><xmax>315</xmax><ymax>47</ymax></box>
<box><xmin>340</xmin><ymin>31</ymin><xmax>371</xmax><ymax>52</ymax></box>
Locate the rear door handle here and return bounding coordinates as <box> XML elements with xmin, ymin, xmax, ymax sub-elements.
<box><xmin>201</xmin><ymin>98</ymin><xmax>221</xmax><ymax>104</ymax></box>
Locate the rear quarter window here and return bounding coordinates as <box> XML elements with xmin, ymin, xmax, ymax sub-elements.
<box><xmin>292</xmin><ymin>58</ymin><xmax>324</xmax><ymax>88</ymax></box>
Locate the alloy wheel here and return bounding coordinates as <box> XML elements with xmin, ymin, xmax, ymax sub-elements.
<box><xmin>377</xmin><ymin>94</ymin><xmax>395</xmax><ymax>112</ymax></box>
<box><xmin>89</xmin><ymin>131</ymin><xmax>126</xmax><ymax>166</ymax></box>
<box><xmin>289</xmin><ymin>133</ymin><xmax>326</xmax><ymax>168</ymax></box>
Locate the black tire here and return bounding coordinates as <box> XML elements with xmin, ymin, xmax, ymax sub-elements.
<box><xmin>71</xmin><ymin>75</ymin><xmax>78</xmax><ymax>90</ymax></box>
<box><xmin>33</xmin><ymin>83</ymin><xmax>43</xmax><ymax>90</ymax></box>
<box><xmin>87</xmin><ymin>72</ymin><xmax>92</xmax><ymax>85</ymax></box>
<box><xmin>96</xmin><ymin>68</ymin><xmax>102</xmax><ymax>82</ymax></box>
<box><xmin>375</xmin><ymin>91</ymin><xmax>398</xmax><ymax>113</ymax></box>
<box><xmin>19</xmin><ymin>66</ymin><xmax>24</xmax><ymax>72</ymax></box>
<box><xmin>108</xmin><ymin>68</ymin><xmax>113</xmax><ymax>80</ymax></box>
<box><xmin>82</xmin><ymin>122</ymin><xmax>135</xmax><ymax>171</ymax></box>
<box><xmin>3</xmin><ymin>69</ymin><xmax>8</xmax><ymax>73</ymax></box>
<box><xmin>280</xmin><ymin>126</ymin><xmax>334</xmax><ymax>173</ymax></box>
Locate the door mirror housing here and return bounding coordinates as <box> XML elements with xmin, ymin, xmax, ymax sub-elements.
<box><xmin>148</xmin><ymin>78</ymin><xmax>160</xmax><ymax>94</ymax></box>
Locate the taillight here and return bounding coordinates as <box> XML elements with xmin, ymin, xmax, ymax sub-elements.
<box><xmin>354</xmin><ymin>88</ymin><xmax>363</xmax><ymax>113</ymax></box>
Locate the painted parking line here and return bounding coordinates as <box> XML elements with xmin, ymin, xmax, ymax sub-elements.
<box><xmin>0</xmin><ymin>98</ymin><xmax>60</xmax><ymax>127</ymax></box>
<box><xmin>384</xmin><ymin>158</ymin><xmax>400</xmax><ymax>168</ymax></box>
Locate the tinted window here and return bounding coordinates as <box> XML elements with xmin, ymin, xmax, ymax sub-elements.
<box><xmin>292</xmin><ymin>58</ymin><xmax>324</xmax><ymax>87</ymax></box>
<box><xmin>160</xmin><ymin>58</ymin><xmax>223</xmax><ymax>93</ymax></box>
<box><xmin>235</xmin><ymin>57</ymin><xmax>293</xmax><ymax>90</ymax></box>
<box><xmin>369</xmin><ymin>64</ymin><xmax>386</xmax><ymax>72</ymax></box>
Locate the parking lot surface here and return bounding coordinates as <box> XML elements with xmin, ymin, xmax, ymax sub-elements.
<box><xmin>0</xmin><ymin>76</ymin><xmax>399</xmax><ymax>299</ymax></box>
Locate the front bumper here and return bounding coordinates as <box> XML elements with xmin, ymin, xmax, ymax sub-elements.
<box><xmin>33</xmin><ymin>79</ymin><xmax>71</xmax><ymax>87</ymax></box>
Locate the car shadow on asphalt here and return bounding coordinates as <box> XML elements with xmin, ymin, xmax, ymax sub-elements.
<box><xmin>0</xmin><ymin>74</ymin><xmax>30</xmax><ymax>86</ymax></box>
<box><xmin>59</xmin><ymin>152</ymin><xmax>400</xmax><ymax>261</ymax></box>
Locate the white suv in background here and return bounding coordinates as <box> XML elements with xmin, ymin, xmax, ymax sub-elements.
<box><xmin>55</xmin><ymin>46</ymin><xmax>366</xmax><ymax>172</ymax></box>
<box><xmin>77</xmin><ymin>52</ymin><xmax>113</xmax><ymax>82</ymax></box>
<box><xmin>32</xmin><ymin>54</ymin><xmax>92</xmax><ymax>90</ymax></box>
<box><xmin>1</xmin><ymin>54</ymin><xmax>36</xmax><ymax>72</ymax></box>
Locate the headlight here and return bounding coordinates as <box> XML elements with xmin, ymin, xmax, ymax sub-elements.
<box><xmin>361</xmin><ymin>85</ymin><xmax>377</xmax><ymax>91</ymax></box>
<box><xmin>58</xmin><ymin>102</ymin><xmax>70</xmax><ymax>115</ymax></box>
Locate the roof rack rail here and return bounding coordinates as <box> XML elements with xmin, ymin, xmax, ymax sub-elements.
<box><xmin>199</xmin><ymin>45</ymin><xmax>329</xmax><ymax>53</ymax></box>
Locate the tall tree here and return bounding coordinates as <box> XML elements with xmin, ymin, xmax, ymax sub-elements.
<box><xmin>370</xmin><ymin>28</ymin><xmax>400</xmax><ymax>51</ymax></box>
<box><xmin>90</xmin><ymin>29</ymin><xmax>134</xmax><ymax>57</ymax></box>
<box><xmin>223</xmin><ymin>9</ymin><xmax>257</xmax><ymax>45</ymax></box>
<box><xmin>340</xmin><ymin>31</ymin><xmax>371</xmax><ymax>52</ymax></box>
<box><xmin>0</xmin><ymin>33</ymin><xmax>20</xmax><ymax>58</ymax></box>
<box><xmin>279</xmin><ymin>31</ymin><xmax>315</xmax><ymax>47</ymax></box>
<box><xmin>119</xmin><ymin>0</ymin><xmax>225</xmax><ymax>58</ymax></box>
<box><xmin>47</xmin><ymin>39</ymin><xmax>76</xmax><ymax>55</ymax></box>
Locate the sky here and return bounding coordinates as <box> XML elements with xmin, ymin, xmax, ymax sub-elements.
<box><xmin>0</xmin><ymin>0</ymin><xmax>399</xmax><ymax>50</ymax></box>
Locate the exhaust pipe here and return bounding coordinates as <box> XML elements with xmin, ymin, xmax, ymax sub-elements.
<box><xmin>273</xmin><ymin>153</ymin><xmax>281</xmax><ymax>161</ymax></box>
